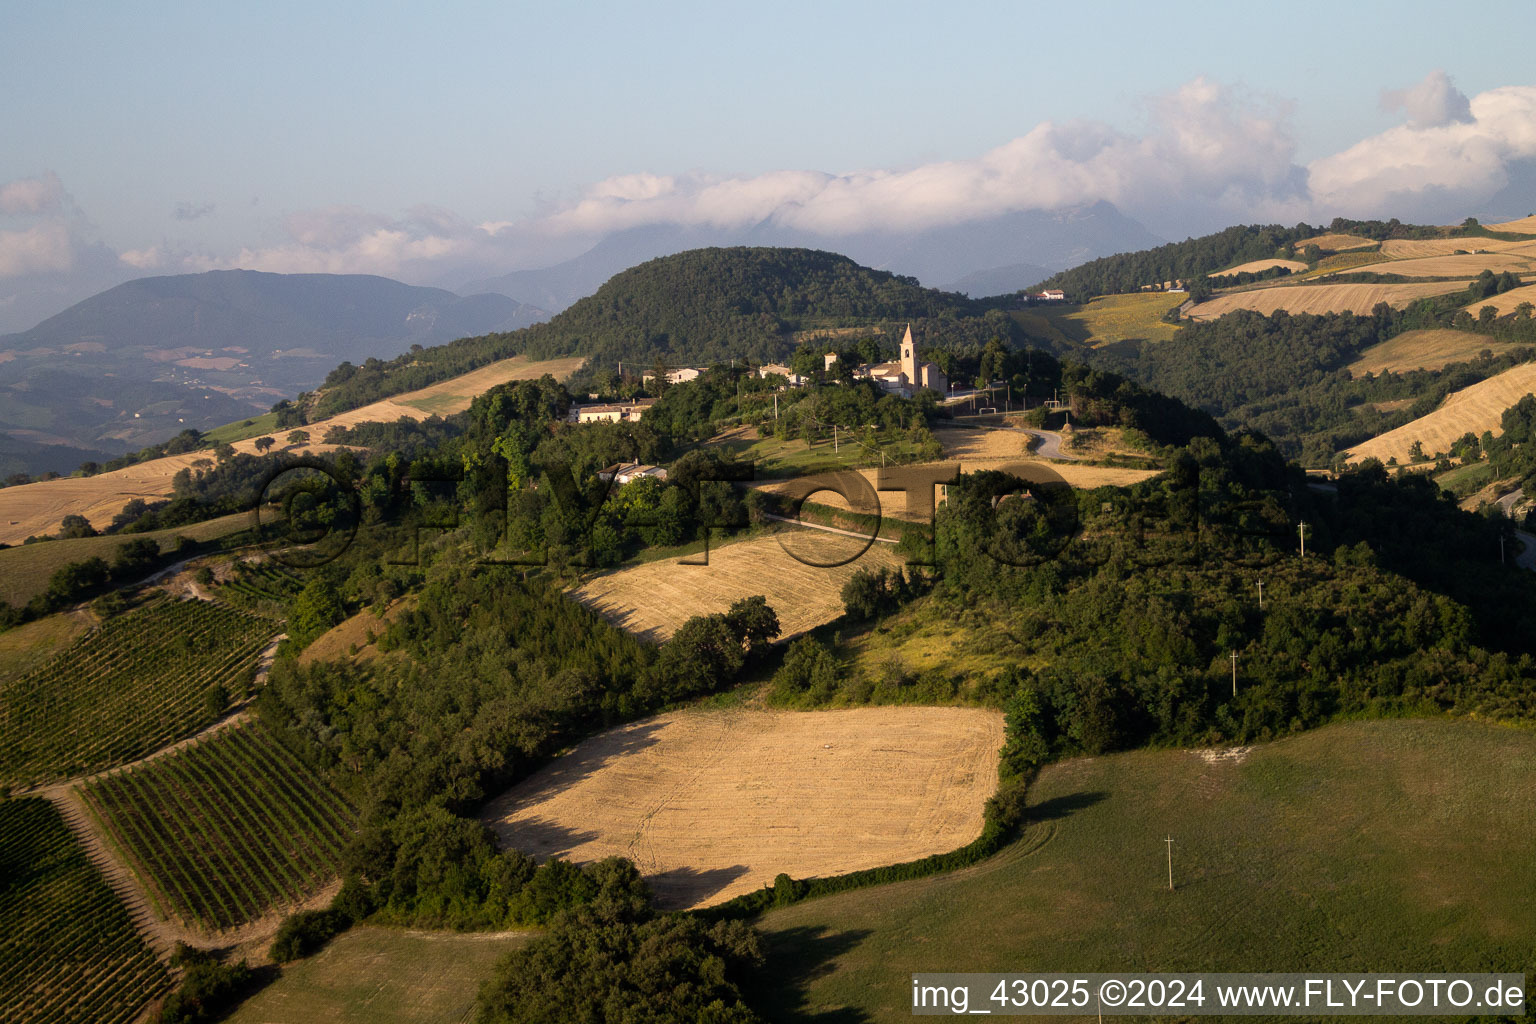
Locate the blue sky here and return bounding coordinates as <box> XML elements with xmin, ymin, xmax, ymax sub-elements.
<box><xmin>2</xmin><ymin>0</ymin><xmax>1534</xmax><ymax>324</ymax></box>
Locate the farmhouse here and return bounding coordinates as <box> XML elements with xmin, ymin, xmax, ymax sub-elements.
<box><xmin>757</xmin><ymin>362</ymin><xmax>808</xmax><ymax>387</ymax></box>
<box><xmin>642</xmin><ymin>366</ymin><xmax>704</xmax><ymax>386</ymax></box>
<box><xmin>846</xmin><ymin>325</ymin><xmax>947</xmax><ymax>398</ymax></box>
<box><xmin>598</xmin><ymin>462</ymin><xmax>669</xmax><ymax>485</ymax></box>
<box><xmin>570</xmin><ymin>398</ymin><xmax>657</xmax><ymax>423</ymax></box>
<box><xmin>1035</xmin><ymin>289</ymin><xmax>1066</xmax><ymax>302</ymax></box>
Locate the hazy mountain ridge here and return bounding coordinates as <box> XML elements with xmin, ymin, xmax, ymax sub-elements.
<box><xmin>0</xmin><ymin>270</ymin><xmax>549</xmax><ymax>475</ymax></box>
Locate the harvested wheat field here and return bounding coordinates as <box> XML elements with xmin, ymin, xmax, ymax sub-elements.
<box><xmin>482</xmin><ymin>707</ymin><xmax>1005</xmax><ymax>909</ymax></box>
<box><xmin>1347</xmin><ymin>329</ymin><xmax>1494</xmax><ymax>375</ymax></box>
<box><xmin>1186</xmin><ymin>280</ymin><xmax>1467</xmax><ymax>321</ymax></box>
<box><xmin>571</xmin><ymin>531</ymin><xmax>904</xmax><ymax>643</ymax></box>
<box><xmin>0</xmin><ymin>355</ymin><xmax>584</xmax><ymax>545</ymax></box>
<box><xmin>1219</xmin><ymin>258</ymin><xmax>1308</xmax><ymax>275</ymax></box>
<box><xmin>1490</xmin><ymin>215</ymin><xmax>1536</xmax><ymax>234</ymax></box>
<box><xmin>1360</xmin><ymin>250</ymin><xmax>1536</xmax><ymax>278</ymax></box>
<box><xmin>1298</xmin><ymin>233</ymin><xmax>1377</xmax><ymax>252</ymax></box>
<box><xmin>1346</xmin><ymin>361</ymin><xmax>1536</xmax><ymax>464</ymax></box>
<box><xmin>1461</xmin><ymin>282</ymin><xmax>1536</xmax><ymax>317</ymax></box>
<box><xmin>1379</xmin><ymin>237</ymin><xmax>1534</xmax><ymax>259</ymax></box>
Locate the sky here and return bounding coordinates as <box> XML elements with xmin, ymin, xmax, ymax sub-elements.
<box><xmin>2</xmin><ymin>0</ymin><xmax>1535</xmax><ymax>328</ymax></box>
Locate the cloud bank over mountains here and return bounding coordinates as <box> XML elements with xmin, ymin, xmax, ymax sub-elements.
<box><xmin>3</xmin><ymin>71</ymin><xmax>1534</xmax><ymax>330</ymax></box>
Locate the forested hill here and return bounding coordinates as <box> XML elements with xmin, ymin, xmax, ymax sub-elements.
<box><xmin>1028</xmin><ymin>224</ymin><xmax>1317</xmax><ymax>300</ymax></box>
<box><xmin>1030</xmin><ymin>216</ymin><xmax>1536</xmax><ymax>301</ymax></box>
<box><xmin>515</xmin><ymin>247</ymin><xmax>975</xmax><ymax>367</ymax></box>
<box><xmin>307</xmin><ymin>248</ymin><xmax>988</xmax><ymax>415</ymax></box>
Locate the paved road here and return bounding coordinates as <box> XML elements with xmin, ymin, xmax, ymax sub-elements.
<box><xmin>1496</xmin><ymin>487</ymin><xmax>1526</xmax><ymax>516</ymax></box>
<box><xmin>1022</xmin><ymin>428</ymin><xmax>1076</xmax><ymax>461</ymax></box>
<box><xmin>1515</xmin><ymin>529</ymin><xmax>1536</xmax><ymax>572</ymax></box>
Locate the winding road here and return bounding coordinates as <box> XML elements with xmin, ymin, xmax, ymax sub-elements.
<box><xmin>1022</xmin><ymin>428</ymin><xmax>1075</xmax><ymax>461</ymax></box>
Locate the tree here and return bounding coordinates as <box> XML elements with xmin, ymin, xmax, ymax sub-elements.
<box><xmin>111</xmin><ymin>537</ymin><xmax>161</xmax><ymax>577</ymax></box>
<box><xmin>254</xmin><ymin>436</ymin><xmax>276</xmax><ymax>454</ymax></box>
<box><xmin>841</xmin><ymin>567</ymin><xmax>888</xmax><ymax>619</ymax></box>
<box><xmin>725</xmin><ymin>595</ymin><xmax>780</xmax><ymax>657</ymax></box>
<box><xmin>287</xmin><ymin>429</ymin><xmax>310</xmax><ymax>445</ymax></box>
<box><xmin>770</xmin><ymin>635</ymin><xmax>840</xmax><ymax>703</ymax></box>
<box><xmin>288</xmin><ymin>576</ymin><xmax>345</xmax><ymax>646</ymax></box>
<box><xmin>58</xmin><ymin>514</ymin><xmax>97</xmax><ymax>539</ymax></box>
<box><xmin>654</xmin><ymin>613</ymin><xmax>745</xmax><ymax>699</ymax></box>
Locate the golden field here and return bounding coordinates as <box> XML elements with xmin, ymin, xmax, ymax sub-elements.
<box><xmin>1187</xmin><ymin>280</ymin><xmax>1468</xmax><ymax>320</ymax></box>
<box><xmin>1345</xmin><ymin>361</ymin><xmax>1536</xmax><ymax>463</ymax></box>
<box><xmin>481</xmin><ymin>707</ymin><xmax>1004</xmax><ymax>909</ymax></box>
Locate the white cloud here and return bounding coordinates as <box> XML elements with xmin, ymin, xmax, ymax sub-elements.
<box><xmin>1381</xmin><ymin>70</ymin><xmax>1474</xmax><ymax>130</ymax></box>
<box><xmin>1308</xmin><ymin>83</ymin><xmax>1536</xmax><ymax>218</ymax></box>
<box><xmin>118</xmin><ymin>246</ymin><xmax>165</xmax><ymax>270</ymax></box>
<box><xmin>0</xmin><ymin>172</ymin><xmax>65</xmax><ymax>216</ymax></box>
<box><xmin>26</xmin><ymin>72</ymin><xmax>1535</xmax><ymax>294</ymax></box>
<box><xmin>0</xmin><ymin>222</ymin><xmax>74</xmax><ymax>276</ymax></box>
<box><xmin>529</xmin><ymin>77</ymin><xmax>1317</xmax><ymax>239</ymax></box>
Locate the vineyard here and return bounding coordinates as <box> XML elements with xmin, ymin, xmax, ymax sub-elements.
<box><xmin>81</xmin><ymin>722</ymin><xmax>359</xmax><ymax>930</ymax></box>
<box><xmin>0</xmin><ymin>798</ymin><xmax>171</xmax><ymax>1024</ymax></box>
<box><xmin>219</xmin><ymin>560</ymin><xmax>304</xmax><ymax>612</ymax></box>
<box><xmin>0</xmin><ymin>597</ymin><xmax>279</xmax><ymax>788</ymax></box>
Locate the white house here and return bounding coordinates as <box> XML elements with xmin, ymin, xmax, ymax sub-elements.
<box><xmin>598</xmin><ymin>461</ymin><xmax>669</xmax><ymax>485</ymax></box>
<box><xmin>757</xmin><ymin>363</ymin><xmax>807</xmax><ymax>387</ymax></box>
<box><xmin>641</xmin><ymin>367</ymin><xmax>704</xmax><ymax>386</ymax></box>
<box><xmin>1035</xmin><ymin>289</ymin><xmax>1066</xmax><ymax>302</ymax></box>
<box><xmin>571</xmin><ymin>398</ymin><xmax>657</xmax><ymax>424</ymax></box>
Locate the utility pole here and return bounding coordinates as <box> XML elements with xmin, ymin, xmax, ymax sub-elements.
<box><xmin>1257</xmin><ymin>579</ymin><xmax>1264</xmax><ymax>609</ymax></box>
<box><xmin>1230</xmin><ymin>651</ymin><xmax>1238</xmax><ymax>698</ymax></box>
<box><xmin>1165</xmin><ymin>836</ymin><xmax>1175</xmax><ymax>891</ymax></box>
<box><xmin>1500</xmin><ymin>535</ymin><xmax>1506</xmax><ymax>564</ymax></box>
<box><xmin>834</xmin><ymin>424</ymin><xmax>839</xmax><ymax>453</ymax></box>
<box><xmin>1298</xmin><ymin>521</ymin><xmax>1307</xmax><ymax>558</ymax></box>
<box><xmin>773</xmin><ymin>392</ymin><xmax>779</xmax><ymax>421</ymax></box>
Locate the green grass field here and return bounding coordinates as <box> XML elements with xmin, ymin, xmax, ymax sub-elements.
<box><xmin>755</xmin><ymin>718</ymin><xmax>1536</xmax><ymax>1022</ymax></box>
<box><xmin>0</xmin><ymin>510</ymin><xmax>254</xmax><ymax>608</ymax></box>
<box><xmin>0</xmin><ymin>798</ymin><xmax>172</xmax><ymax>1024</ymax></box>
<box><xmin>1011</xmin><ymin>293</ymin><xmax>1184</xmax><ymax>348</ymax></box>
<box><xmin>1433</xmin><ymin>461</ymin><xmax>1496</xmax><ymax>499</ymax></box>
<box><xmin>0</xmin><ymin>610</ymin><xmax>94</xmax><ymax>683</ymax></box>
<box><xmin>82</xmin><ymin>721</ymin><xmax>358</xmax><ymax>928</ymax></box>
<box><xmin>202</xmin><ymin>411</ymin><xmax>281</xmax><ymax>445</ymax></box>
<box><xmin>228</xmin><ymin>926</ymin><xmax>530</xmax><ymax>1024</ymax></box>
<box><xmin>703</xmin><ymin>427</ymin><xmax>933</xmax><ymax>477</ymax></box>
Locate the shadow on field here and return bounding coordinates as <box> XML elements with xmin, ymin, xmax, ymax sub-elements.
<box><xmin>651</xmin><ymin>863</ymin><xmax>751</xmax><ymax>909</ymax></box>
<box><xmin>479</xmin><ymin>719</ymin><xmax>669</xmax><ymax>827</ymax></box>
<box><xmin>1028</xmin><ymin>790</ymin><xmax>1106</xmax><ymax>822</ymax></box>
<box><xmin>750</xmin><ymin>924</ymin><xmax>875</xmax><ymax>1023</ymax></box>
<box><xmin>495</xmin><ymin>815</ymin><xmax>600</xmax><ymax>858</ymax></box>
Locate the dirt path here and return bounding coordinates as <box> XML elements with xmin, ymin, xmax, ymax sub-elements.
<box><xmin>17</xmin><ymin>632</ymin><xmax>286</xmax><ymax>800</ymax></box>
<box><xmin>46</xmin><ymin>788</ymin><xmax>176</xmax><ymax>961</ymax></box>
<box><xmin>759</xmin><ymin>512</ymin><xmax>899</xmax><ymax>543</ymax></box>
<box><xmin>21</xmin><ymin>628</ymin><xmax>293</xmax><ymax>964</ymax></box>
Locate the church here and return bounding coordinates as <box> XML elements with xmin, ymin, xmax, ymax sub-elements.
<box><xmin>832</xmin><ymin>324</ymin><xmax>948</xmax><ymax>398</ymax></box>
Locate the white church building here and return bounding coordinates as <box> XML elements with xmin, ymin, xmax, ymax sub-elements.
<box><xmin>831</xmin><ymin>325</ymin><xmax>947</xmax><ymax>398</ymax></box>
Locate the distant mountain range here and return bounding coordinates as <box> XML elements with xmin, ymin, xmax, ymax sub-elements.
<box><xmin>465</xmin><ymin>201</ymin><xmax>1163</xmax><ymax>311</ymax></box>
<box><xmin>0</xmin><ymin>270</ymin><xmax>547</xmax><ymax>476</ymax></box>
